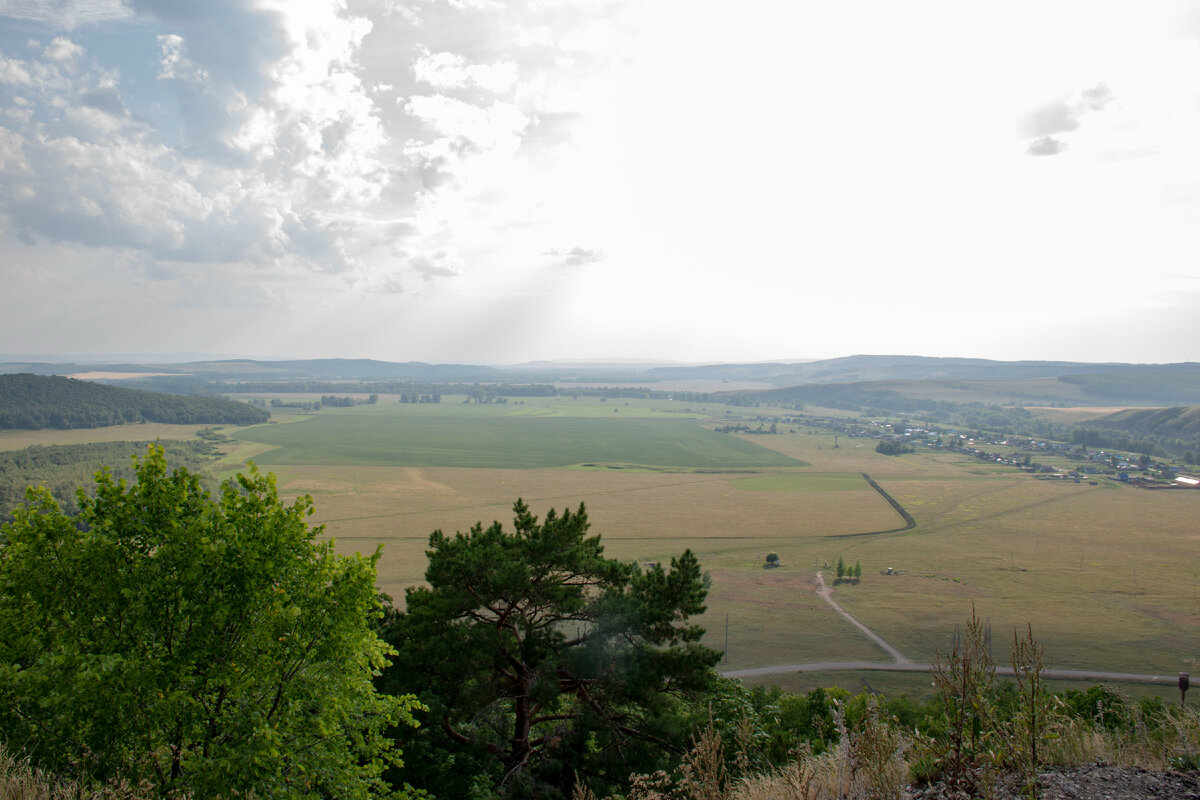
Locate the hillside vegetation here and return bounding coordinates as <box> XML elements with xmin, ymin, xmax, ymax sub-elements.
<box><xmin>0</xmin><ymin>440</ymin><xmax>218</xmax><ymax>521</ymax></box>
<box><xmin>1087</xmin><ymin>405</ymin><xmax>1200</xmax><ymax>439</ymax></box>
<box><xmin>0</xmin><ymin>374</ymin><xmax>268</xmax><ymax>430</ymax></box>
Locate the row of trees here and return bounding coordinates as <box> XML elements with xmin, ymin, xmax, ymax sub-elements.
<box><xmin>836</xmin><ymin>556</ymin><xmax>862</xmax><ymax>582</ymax></box>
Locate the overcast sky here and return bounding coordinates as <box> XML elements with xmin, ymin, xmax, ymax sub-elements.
<box><xmin>1</xmin><ymin>1</ymin><xmax>1199</xmax><ymax>365</ymax></box>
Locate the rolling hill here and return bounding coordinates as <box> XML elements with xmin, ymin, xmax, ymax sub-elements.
<box><xmin>0</xmin><ymin>374</ymin><xmax>269</xmax><ymax>430</ymax></box>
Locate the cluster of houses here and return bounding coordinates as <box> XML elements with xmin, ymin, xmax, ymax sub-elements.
<box><xmin>800</xmin><ymin>415</ymin><xmax>1200</xmax><ymax>489</ymax></box>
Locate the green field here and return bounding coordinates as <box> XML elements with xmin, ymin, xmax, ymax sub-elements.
<box><xmin>235</xmin><ymin>401</ymin><xmax>804</xmax><ymax>469</ymax></box>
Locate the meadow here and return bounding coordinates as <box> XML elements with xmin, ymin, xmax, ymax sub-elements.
<box><xmin>233</xmin><ymin>398</ymin><xmax>802</xmax><ymax>469</ymax></box>
<box><xmin>8</xmin><ymin>394</ymin><xmax>1198</xmax><ymax>686</ymax></box>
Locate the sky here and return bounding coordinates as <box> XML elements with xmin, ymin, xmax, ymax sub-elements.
<box><xmin>1</xmin><ymin>0</ymin><xmax>1199</xmax><ymax>366</ymax></box>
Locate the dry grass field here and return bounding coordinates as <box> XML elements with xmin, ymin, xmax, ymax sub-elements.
<box><xmin>0</xmin><ymin>423</ymin><xmax>218</xmax><ymax>451</ymax></box>
<box><xmin>5</xmin><ymin>399</ymin><xmax>1196</xmax><ymax>682</ymax></box>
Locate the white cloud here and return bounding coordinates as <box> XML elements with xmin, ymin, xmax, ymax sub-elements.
<box><xmin>405</xmin><ymin>94</ymin><xmax>526</xmax><ymax>150</ymax></box>
<box><xmin>409</xmin><ymin>250</ymin><xmax>462</xmax><ymax>280</ymax></box>
<box><xmin>0</xmin><ymin>0</ymin><xmax>132</xmax><ymax>27</ymax></box>
<box><xmin>1026</xmin><ymin>136</ymin><xmax>1068</xmax><ymax>156</ymax></box>
<box><xmin>42</xmin><ymin>37</ymin><xmax>83</xmax><ymax>67</ymax></box>
<box><xmin>543</xmin><ymin>245</ymin><xmax>602</xmax><ymax>267</ymax></box>
<box><xmin>412</xmin><ymin>47</ymin><xmax>518</xmax><ymax>93</ymax></box>
<box><xmin>0</xmin><ymin>0</ymin><xmax>393</xmax><ymax>277</ymax></box>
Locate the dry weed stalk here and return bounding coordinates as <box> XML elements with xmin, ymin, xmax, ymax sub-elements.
<box><xmin>0</xmin><ymin>743</ymin><xmax>159</xmax><ymax>800</ymax></box>
<box><xmin>850</xmin><ymin>699</ymin><xmax>910</xmax><ymax>800</ymax></box>
<box><xmin>930</xmin><ymin>605</ymin><xmax>996</xmax><ymax>793</ymax></box>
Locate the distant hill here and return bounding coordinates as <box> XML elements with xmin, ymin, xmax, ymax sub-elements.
<box><xmin>1083</xmin><ymin>406</ymin><xmax>1200</xmax><ymax>441</ymax></box>
<box><xmin>646</xmin><ymin>355</ymin><xmax>1196</xmax><ymax>387</ymax></box>
<box><xmin>4</xmin><ymin>355</ymin><xmax>1200</xmax><ymax>407</ymax></box>
<box><xmin>0</xmin><ymin>358</ymin><xmax>502</xmax><ymax>382</ymax></box>
<box><xmin>0</xmin><ymin>374</ymin><xmax>269</xmax><ymax>430</ymax></box>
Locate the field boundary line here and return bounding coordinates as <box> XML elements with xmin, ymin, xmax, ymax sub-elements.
<box><xmin>830</xmin><ymin>473</ymin><xmax>916</xmax><ymax>538</ymax></box>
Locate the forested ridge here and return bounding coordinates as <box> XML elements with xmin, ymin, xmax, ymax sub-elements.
<box><xmin>0</xmin><ymin>373</ymin><xmax>269</xmax><ymax>429</ymax></box>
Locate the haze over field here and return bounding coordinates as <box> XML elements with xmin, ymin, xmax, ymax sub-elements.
<box><xmin>2</xmin><ymin>1</ymin><xmax>1200</xmax><ymax>365</ymax></box>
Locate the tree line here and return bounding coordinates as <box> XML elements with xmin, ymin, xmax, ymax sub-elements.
<box><xmin>0</xmin><ymin>374</ymin><xmax>268</xmax><ymax>430</ymax></box>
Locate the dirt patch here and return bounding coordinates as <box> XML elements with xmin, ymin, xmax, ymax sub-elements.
<box><xmin>908</xmin><ymin>766</ymin><xmax>1200</xmax><ymax>800</ymax></box>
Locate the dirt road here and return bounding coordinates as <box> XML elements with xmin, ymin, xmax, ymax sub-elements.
<box><xmin>721</xmin><ymin>571</ymin><xmax>1177</xmax><ymax>686</ymax></box>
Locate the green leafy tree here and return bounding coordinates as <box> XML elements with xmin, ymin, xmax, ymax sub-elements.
<box><xmin>379</xmin><ymin>500</ymin><xmax>721</xmax><ymax>798</ymax></box>
<box><xmin>0</xmin><ymin>446</ymin><xmax>420</xmax><ymax>798</ymax></box>
<box><xmin>853</xmin><ymin>560</ymin><xmax>862</xmax><ymax>581</ymax></box>
<box><xmin>836</xmin><ymin>556</ymin><xmax>846</xmax><ymax>580</ymax></box>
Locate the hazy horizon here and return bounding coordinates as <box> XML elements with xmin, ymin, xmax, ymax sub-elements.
<box><xmin>2</xmin><ymin>351</ymin><xmax>1195</xmax><ymax>370</ymax></box>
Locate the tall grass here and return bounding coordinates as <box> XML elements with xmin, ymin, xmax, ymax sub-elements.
<box><xmin>0</xmin><ymin>744</ymin><xmax>157</xmax><ymax>800</ymax></box>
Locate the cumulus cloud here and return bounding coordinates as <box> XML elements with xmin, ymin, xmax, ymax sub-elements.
<box><xmin>1019</xmin><ymin>82</ymin><xmax>1114</xmax><ymax>156</ymax></box>
<box><xmin>543</xmin><ymin>245</ymin><xmax>603</xmax><ymax>267</ymax></box>
<box><xmin>1026</xmin><ymin>136</ymin><xmax>1068</xmax><ymax>157</ymax></box>
<box><xmin>43</xmin><ymin>37</ymin><xmax>83</xmax><ymax>67</ymax></box>
<box><xmin>405</xmin><ymin>94</ymin><xmax>527</xmax><ymax>150</ymax></box>
<box><xmin>0</xmin><ymin>0</ymin><xmax>635</xmax><ymax>320</ymax></box>
<box><xmin>1019</xmin><ymin>99</ymin><xmax>1080</xmax><ymax>138</ymax></box>
<box><xmin>0</xmin><ymin>0</ymin><xmax>391</xmax><ymax>275</ymax></box>
<box><xmin>409</xmin><ymin>250</ymin><xmax>463</xmax><ymax>280</ymax></box>
<box><xmin>1081</xmin><ymin>83</ymin><xmax>1114</xmax><ymax>111</ymax></box>
<box><xmin>413</xmin><ymin>47</ymin><xmax>518</xmax><ymax>93</ymax></box>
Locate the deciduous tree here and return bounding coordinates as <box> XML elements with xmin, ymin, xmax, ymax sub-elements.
<box><xmin>0</xmin><ymin>446</ymin><xmax>419</xmax><ymax>798</ymax></box>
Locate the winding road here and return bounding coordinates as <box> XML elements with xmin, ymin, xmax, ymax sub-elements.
<box><xmin>720</xmin><ymin>570</ymin><xmax>1178</xmax><ymax>687</ymax></box>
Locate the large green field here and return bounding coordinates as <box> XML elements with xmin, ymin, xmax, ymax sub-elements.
<box><xmin>234</xmin><ymin>400</ymin><xmax>803</xmax><ymax>469</ymax></box>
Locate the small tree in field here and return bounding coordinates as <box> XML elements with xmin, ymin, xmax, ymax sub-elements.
<box><xmin>836</xmin><ymin>556</ymin><xmax>846</xmax><ymax>580</ymax></box>
<box><xmin>765</xmin><ymin>552</ymin><xmax>780</xmax><ymax>568</ymax></box>
<box><xmin>853</xmin><ymin>560</ymin><xmax>862</xmax><ymax>581</ymax></box>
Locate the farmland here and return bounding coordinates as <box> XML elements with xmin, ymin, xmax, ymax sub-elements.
<box><xmin>7</xmin><ymin>393</ymin><xmax>1200</xmax><ymax>690</ymax></box>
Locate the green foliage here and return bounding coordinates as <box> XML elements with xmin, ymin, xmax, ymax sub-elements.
<box><xmin>380</xmin><ymin>500</ymin><xmax>721</xmax><ymax>798</ymax></box>
<box><xmin>0</xmin><ymin>440</ymin><xmax>217</xmax><ymax>522</ymax></box>
<box><xmin>0</xmin><ymin>374</ymin><xmax>268</xmax><ymax>430</ymax></box>
<box><xmin>764</xmin><ymin>552</ymin><xmax>779</xmax><ymax>567</ymax></box>
<box><xmin>875</xmin><ymin>440</ymin><xmax>914</xmax><ymax>456</ymax></box>
<box><xmin>0</xmin><ymin>446</ymin><xmax>418</xmax><ymax>798</ymax></box>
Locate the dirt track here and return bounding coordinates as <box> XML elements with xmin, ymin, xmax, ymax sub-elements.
<box><xmin>721</xmin><ymin>571</ymin><xmax>1179</xmax><ymax>687</ymax></box>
